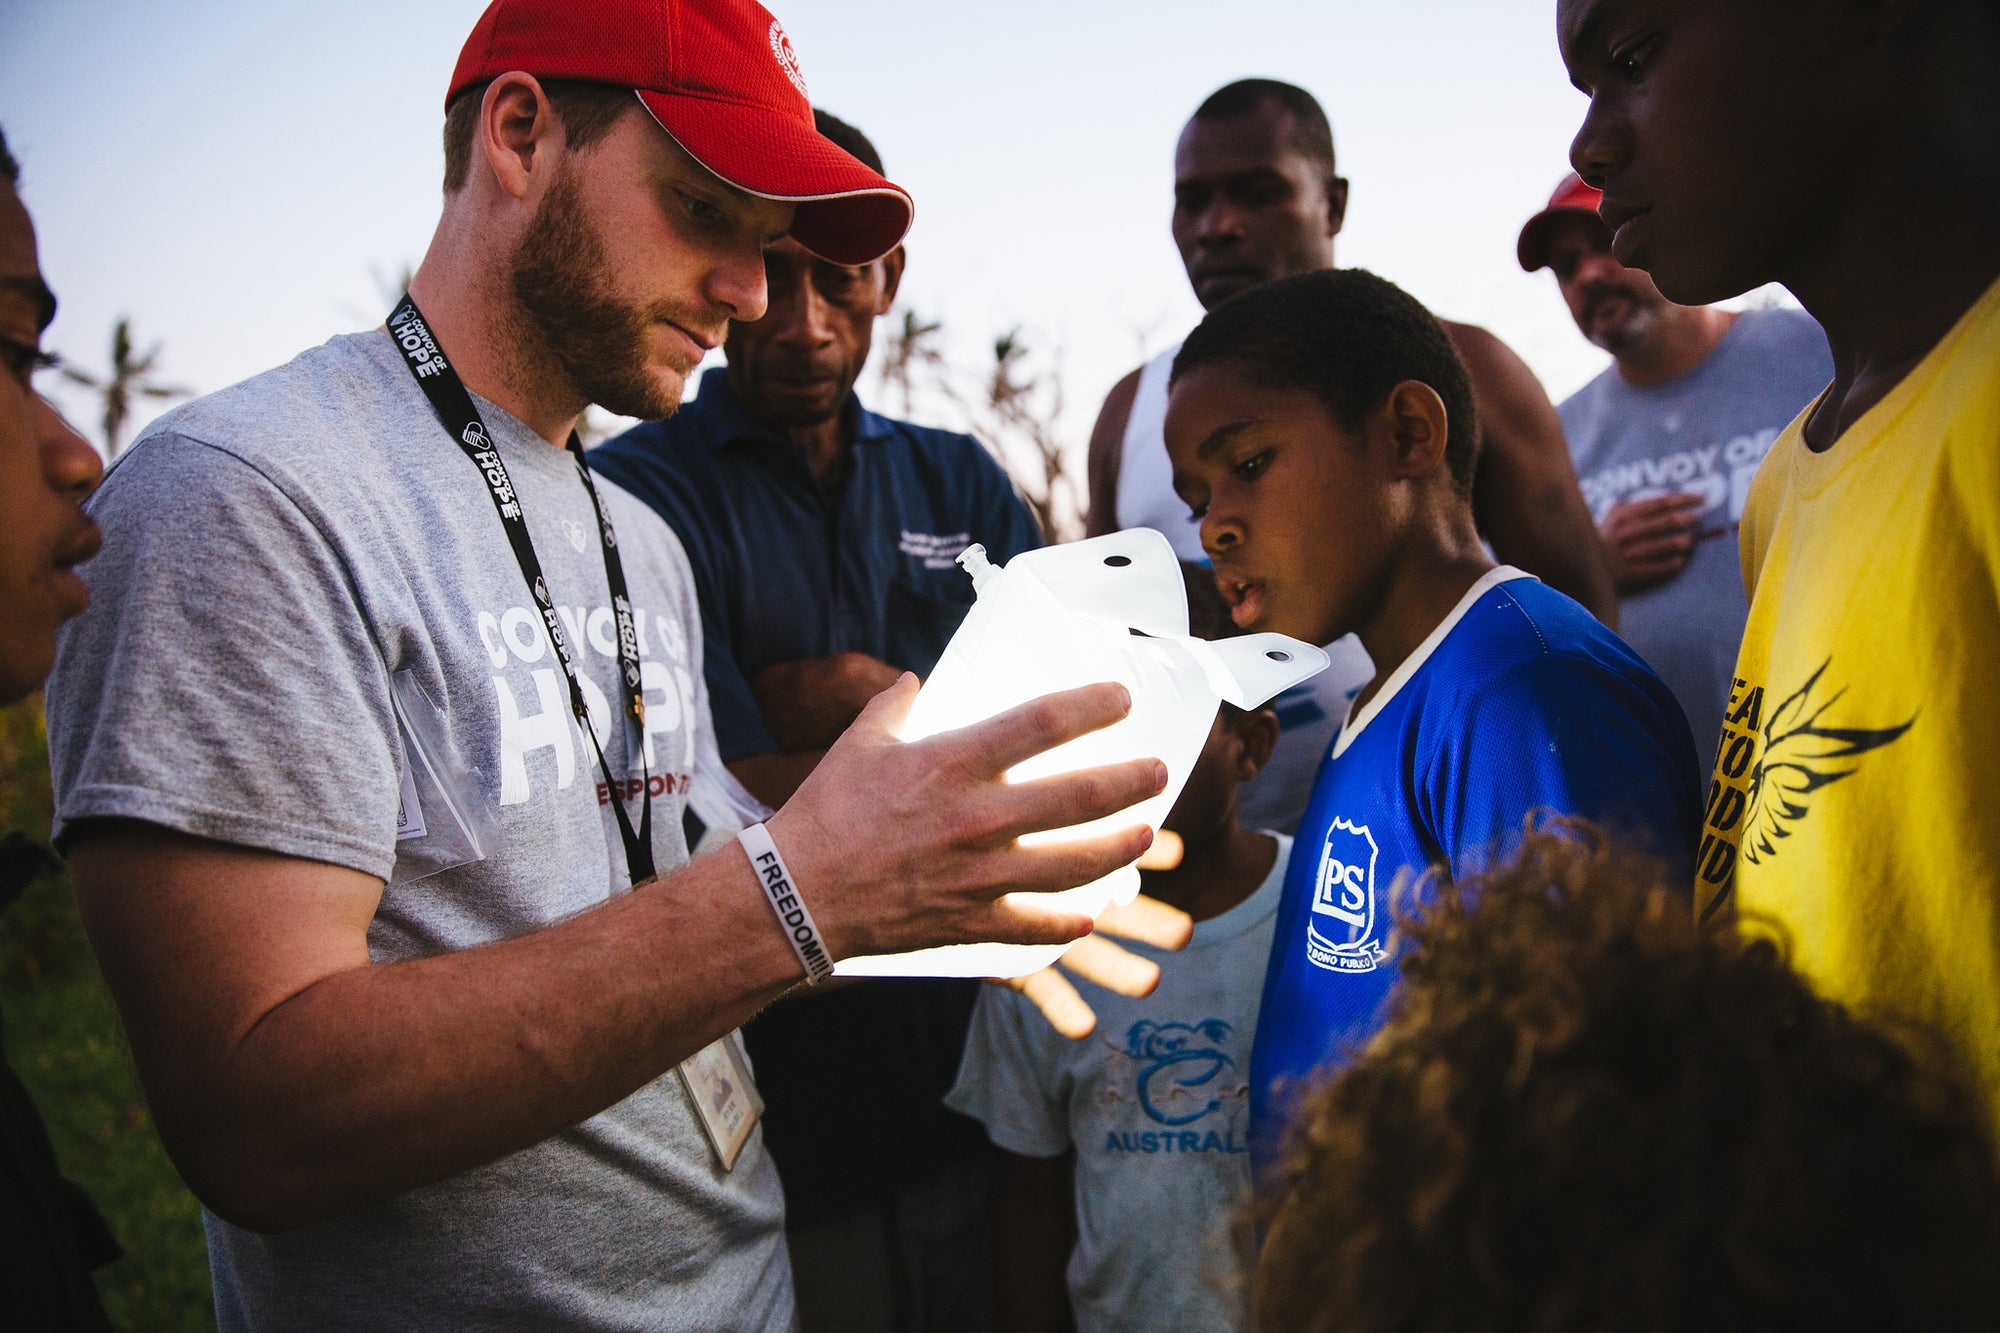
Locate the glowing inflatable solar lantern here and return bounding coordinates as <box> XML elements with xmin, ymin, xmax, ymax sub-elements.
<box><xmin>835</xmin><ymin>528</ymin><xmax>1329</xmax><ymax>979</ymax></box>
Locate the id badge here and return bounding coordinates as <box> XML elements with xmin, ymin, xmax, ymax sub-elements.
<box><xmin>677</xmin><ymin>1035</ymin><xmax>764</xmax><ymax>1172</ymax></box>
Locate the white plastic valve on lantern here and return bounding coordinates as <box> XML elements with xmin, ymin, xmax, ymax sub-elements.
<box><xmin>835</xmin><ymin>528</ymin><xmax>1329</xmax><ymax>980</ymax></box>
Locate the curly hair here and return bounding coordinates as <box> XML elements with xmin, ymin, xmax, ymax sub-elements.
<box><xmin>1255</xmin><ymin>827</ymin><xmax>2000</xmax><ymax>1332</ymax></box>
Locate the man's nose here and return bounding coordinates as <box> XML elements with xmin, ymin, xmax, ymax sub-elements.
<box><xmin>1198</xmin><ymin>199</ymin><xmax>1246</xmax><ymax>247</ymax></box>
<box><xmin>773</xmin><ymin>281</ymin><xmax>836</xmax><ymax>347</ymax></box>
<box><xmin>1576</xmin><ymin>247</ymin><xmax>1628</xmax><ymax>288</ymax></box>
<box><xmin>710</xmin><ymin>246</ymin><xmax>769</xmax><ymax>326</ymax></box>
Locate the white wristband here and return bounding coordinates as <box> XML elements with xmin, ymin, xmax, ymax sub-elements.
<box><xmin>739</xmin><ymin>822</ymin><xmax>834</xmax><ymax>985</ymax></box>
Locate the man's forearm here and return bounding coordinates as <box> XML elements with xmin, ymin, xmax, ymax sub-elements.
<box><xmin>80</xmin><ymin>837</ymin><xmax>802</xmax><ymax>1232</ymax></box>
<box><xmin>75</xmin><ymin>680</ymin><xmax>1162</xmax><ymax>1235</ymax></box>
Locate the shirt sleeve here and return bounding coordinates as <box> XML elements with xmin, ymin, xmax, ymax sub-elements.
<box><xmin>45</xmin><ymin>435</ymin><xmax>401</xmax><ymax>879</ymax></box>
<box><xmin>1424</xmin><ymin>650</ymin><xmax>1702</xmax><ymax>886</ymax></box>
<box><xmin>944</xmin><ymin>984</ymin><xmax>1073</xmax><ymax>1159</ymax></box>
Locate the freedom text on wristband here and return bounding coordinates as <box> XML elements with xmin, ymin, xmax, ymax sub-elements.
<box><xmin>739</xmin><ymin>823</ymin><xmax>834</xmax><ymax>985</ymax></box>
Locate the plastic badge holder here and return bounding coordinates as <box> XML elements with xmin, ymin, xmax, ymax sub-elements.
<box><xmin>389</xmin><ymin>669</ymin><xmax>500</xmax><ymax>884</ymax></box>
<box><xmin>835</xmin><ymin>528</ymin><xmax>1329</xmax><ymax>980</ymax></box>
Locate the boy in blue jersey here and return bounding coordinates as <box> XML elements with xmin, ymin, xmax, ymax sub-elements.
<box><xmin>1161</xmin><ymin>268</ymin><xmax>1701</xmax><ymax>1189</ymax></box>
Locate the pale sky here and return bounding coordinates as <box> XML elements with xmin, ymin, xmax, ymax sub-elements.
<box><xmin>2</xmin><ymin>0</ymin><xmax>1743</xmax><ymax>473</ymax></box>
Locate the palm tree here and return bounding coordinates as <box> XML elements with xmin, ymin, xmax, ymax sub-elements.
<box><xmin>60</xmin><ymin>317</ymin><xmax>190</xmax><ymax>459</ymax></box>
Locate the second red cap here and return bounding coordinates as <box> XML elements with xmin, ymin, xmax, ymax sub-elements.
<box><xmin>1516</xmin><ymin>172</ymin><xmax>1605</xmax><ymax>273</ymax></box>
<box><xmin>451</xmin><ymin>0</ymin><xmax>914</xmax><ymax>266</ymax></box>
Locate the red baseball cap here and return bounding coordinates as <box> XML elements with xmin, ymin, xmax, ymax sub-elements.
<box><xmin>450</xmin><ymin>0</ymin><xmax>913</xmax><ymax>266</ymax></box>
<box><xmin>1516</xmin><ymin>172</ymin><xmax>1605</xmax><ymax>273</ymax></box>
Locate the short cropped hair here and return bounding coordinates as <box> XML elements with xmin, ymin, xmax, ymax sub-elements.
<box><xmin>442</xmin><ymin>79</ymin><xmax>638</xmax><ymax>193</ymax></box>
<box><xmin>0</xmin><ymin>125</ymin><xmax>19</xmax><ymax>188</ymax></box>
<box><xmin>1257</xmin><ymin>826</ymin><xmax>2000</xmax><ymax>1332</ymax></box>
<box><xmin>1192</xmin><ymin>78</ymin><xmax>1336</xmax><ymax>183</ymax></box>
<box><xmin>1172</xmin><ymin>268</ymin><xmax>1480</xmax><ymax>493</ymax></box>
<box><xmin>812</xmin><ymin>108</ymin><xmax>883</xmax><ymax>177</ymax></box>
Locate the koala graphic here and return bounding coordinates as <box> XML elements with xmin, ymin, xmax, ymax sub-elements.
<box><xmin>1123</xmin><ymin>1019</ymin><xmax>1236</xmax><ymax>1126</ymax></box>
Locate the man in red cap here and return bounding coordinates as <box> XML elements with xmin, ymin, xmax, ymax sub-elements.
<box><xmin>1518</xmin><ymin>171</ymin><xmax>1829</xmax><ymax>777</ymax></box>
<box><xmin>39</xmin><ymin>2</ymin><xmax>1171</xmax><ymax>1327</ymax></box>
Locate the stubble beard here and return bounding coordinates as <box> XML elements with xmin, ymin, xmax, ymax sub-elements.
<box><xmin>508</xmin><ymin>165</ymin><xmax>690</xmax><ymax>423</ymax></box>
<box><xmin>1585</xmin><ymin>291</ymin><xmax>1665</xmax><ymax>360</ymax></box>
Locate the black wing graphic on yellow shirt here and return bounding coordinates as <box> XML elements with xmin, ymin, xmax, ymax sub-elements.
<box><xmin>1742</xmin><ymin>659</ymin><xmax>1915</xmax><ymax>865</ymax></box>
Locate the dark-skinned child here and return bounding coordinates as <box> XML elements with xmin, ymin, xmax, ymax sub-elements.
<box><xmin>1161</xmin><ymin>267</ymin><xmax>1701</xmax><ymax>1194</ymax></box>
<box><xmin>947</xmin><ymin>565</ymin><xmax>1287</xmax><ymax>1333</ymax></box>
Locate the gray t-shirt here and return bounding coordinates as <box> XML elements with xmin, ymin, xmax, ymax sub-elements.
<box><xmin>947</xmin><ymin>835</ymin><xmax>1291</xmax><ymax>1333</ymax></box>
<box><xmin>1560</xmin><ymin>307</ymin><xmax>1832</xmax><ymax>775</ymax></box>
<box><xmin>44</xmin><ymin>330</ymin><xmax>792</xmax><ymax>1331</ymax></box>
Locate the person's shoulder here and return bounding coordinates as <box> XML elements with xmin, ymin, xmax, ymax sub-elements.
<box><xmin>873</xmin><ymin>411</ymin><xmax>1020</xmax><ymax>490</ymax></box>
<box><xmin>1734</xmin><ymin>305</ymin><xmax>1832</xmax><ymax>369</ymax></box>
<box><xmin>965</xmin><ymin>975</ymin><xmax>1071</xmax><ymax>1064</ymax></box>
<box><xmin>133</xmin><ymin>332</ymin><xmax>393</xmax><ymax>462</ymax></box>
<box><xmin>1556</xmin><ymin>364</ymin><xmax>1622</xmax><ymax>436</ymax></box>
<box><xmin>1438</xmin><ymin>319</ymin><xmax>1528</xmax><ymax>380</ymax></box>
<box><xmin>1737</xmin><ymin>304</ymin><xmax>1822</xmax><ymax>344</ymax></box>
<box><xmin>1454</xmin><ymin>580</ymin><xmax>1682</xmax><ymax>726</ymax></box>
<box><xmin>106</xmin><ymin>333</ymin><xmax>397</xmax><ymax>505</ymax></box>
<box><xmin>1935</xmin><ymin>278</ymin><xmax>2000</xmax><ymax>409</ymax></box>
<box><xmin>589</xmin><ymin>416</ymin><xmax>706</xmax><ymax>485</ymax></box>
<box><xmin>1712</xmin><ymin>306</ymin><xmax>1831</xmax><ymax>394</ymax></box>
<box><xmin>593</xmin><ymin>472</ymin><xmax>696</xmax><ymax>571</ymax></box>
<box><xmin>878</xmin><ymin>411</ymin><xmax>988</xmax><ymax>459</ymax></box>
<box><xmin>1105</xmin><ymin>362</ymin><xmax>1146</xmax><ymax>407</ymax></box>
<box><xmin>587</xmin><ymin>416</ymin><xmax>723</xmax><ymax>535</ymax></box>
<box><xmin>1437</xmin><ymin>577</ymin><xmax>1647</xmax><ymax>691</ymax></box>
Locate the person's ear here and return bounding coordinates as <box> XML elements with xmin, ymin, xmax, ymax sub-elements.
<box><xmin>480</xmin><ymin>73</ymin><xmax>561</xmax><ymax>202</ymax></box>
<box><xmin>1234</xmin><ymin>706</ymin><xmax>1279</xmax><ymax>781</ymax></box>
<box><xmin>874</xmin><ymin>244</ymin><xmax>905</xmax><ymax>315</ymax></box>
<box><xmin>1381</xmin><ymin>380</ymin><xmax>1451</xmax><ymax>482</ymax></box>
<box><xmin>1323</xmin><ymin>174</ymin><xmax>1350</xmax><ymax>238</ymax></box>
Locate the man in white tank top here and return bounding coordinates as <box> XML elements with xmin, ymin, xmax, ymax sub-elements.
<box><xmin>1087</xmin><ymin>79</ymin><xmax>1614</xmax><ymax>833</ymax></box>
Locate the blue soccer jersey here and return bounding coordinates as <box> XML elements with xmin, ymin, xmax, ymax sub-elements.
<box><xmin>1248</xmin><ymin>568</ymin><xmax>1701</xmax><ymax>1187</ymax></box>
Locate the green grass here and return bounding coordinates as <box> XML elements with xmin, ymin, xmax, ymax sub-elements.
<box><xmin>0</xmin><ymin>701</ymin><xmax>214</xmax><ymax>1330</ymax></box>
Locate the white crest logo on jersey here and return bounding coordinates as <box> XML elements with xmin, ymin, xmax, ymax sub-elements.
<box><xmin>768</xmin><ymin>21</ymin><xmax>809</xmax><ymax>98</ymax></box>
<box><xmin>1306</xmin><ymin>817</ymin><xmax>1386</xmax><ymax>973</ymax></box>
<box><xmin>562</xmin><ymin>518</ymin><xmax>589</xmax><ymax>553</ymax></box>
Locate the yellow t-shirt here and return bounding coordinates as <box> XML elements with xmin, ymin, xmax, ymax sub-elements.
<box><xmin>1698</xmin><ymin>276</ymin><xmax>2000</xmax><ymax>1123</ymax></box>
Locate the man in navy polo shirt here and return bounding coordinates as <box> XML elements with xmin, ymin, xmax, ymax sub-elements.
<box><xmin>591</xmin><ymin>110</ymin><xmax>1038</xmax><ymax>1333</ymax></box>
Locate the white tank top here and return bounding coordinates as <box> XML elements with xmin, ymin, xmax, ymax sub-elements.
<box><xmin>1108</xmin><ymin>341</ymin><xmax>1377</xmax><ymax>835</ymax></box>
<box><xmin>1114</xmin><ymin>344</ymin><xmax>1206</xmax><ymax>561</ymax></box>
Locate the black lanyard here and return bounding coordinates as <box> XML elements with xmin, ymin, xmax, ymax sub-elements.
<box><xmin>388</xmin><ymin>294</ymin><xmax>655</xmax><ymax>885</ymax></box>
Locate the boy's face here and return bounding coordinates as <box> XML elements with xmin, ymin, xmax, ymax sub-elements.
<box><xmin>1557</xmin><ymin>0</ymin><xmax>1858</xmax><ymax>305</ymax></box>
<box><xmin>1164</xmin><ymin>363</ymin><xmax>1399</xmax><ymax>647</ymax></box>
<box><xmin>0</xmin><ymin>186</ymin><xmax>102</xmax><ymax>704</ymax></box>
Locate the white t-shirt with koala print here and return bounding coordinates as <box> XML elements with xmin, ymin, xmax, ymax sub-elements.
<box><xmin>948</xmin><ymin>835</ymin><xmax>1291</xmax><ymax>1333</ymax></box>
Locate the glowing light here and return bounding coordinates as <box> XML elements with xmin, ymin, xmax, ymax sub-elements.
<box><xmin>837</xmin><ymin>529</ymin><xmax>1328</xmax><ymax>979</ymax></box>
